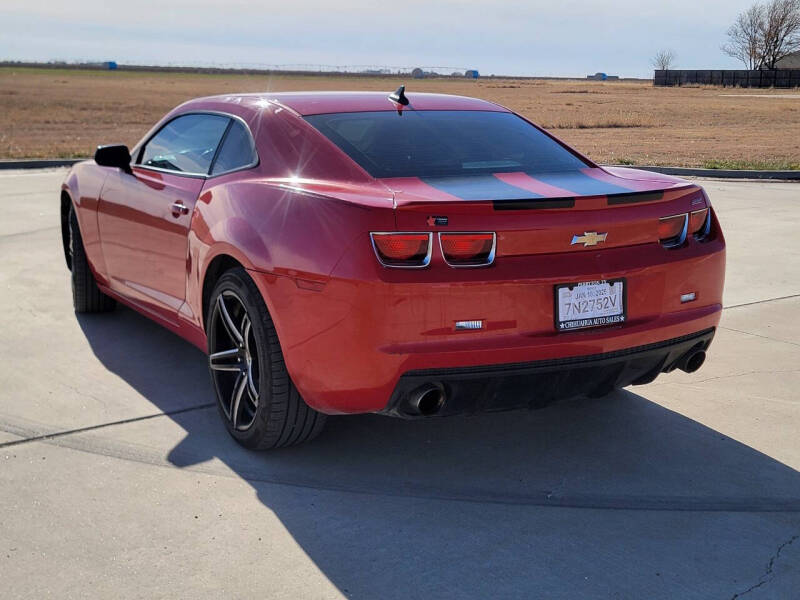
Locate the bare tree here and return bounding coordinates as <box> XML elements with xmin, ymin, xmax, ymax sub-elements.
<box><xmin>651</xmin><ymin>49</ymin><xmax>677</xmax><ymax>70</ymax></box>
<box><xmin>722</xmin><ymin>0</ymin><xmax>800</xmax><ymax>69</ymax></box>
<box><xmin>723</xmin><ymin>4</ymin><xmax>765</xmax><ymax>68</ymax></box>
<box><xmin>761</xmin><ymin>0</ymin><xmax>800</xmax><ymax>68</ymax></box>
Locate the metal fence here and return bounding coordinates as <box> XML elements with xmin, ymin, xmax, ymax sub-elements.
<box><xmin>655</xmin><ymin>69</ymin><xmax>800</xmax><ymax>88</ymax></box>
<box><xmin>0</xmin><ymin>61</ymin><xmax>469</xmax><ymax>78</ymax></box>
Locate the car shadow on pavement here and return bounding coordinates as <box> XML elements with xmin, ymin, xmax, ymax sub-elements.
<box><xmin>77</xmin><ymin>306</ymin><xmax>800</xmax><ymax>599</ymax></box>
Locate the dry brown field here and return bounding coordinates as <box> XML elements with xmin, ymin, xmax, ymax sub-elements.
<box><xmin>1</xmin><ymin>67</ymin><xmax>799</xmax><ymax>168</ymax></box>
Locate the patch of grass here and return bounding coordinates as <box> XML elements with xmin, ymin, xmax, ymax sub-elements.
<box><xmin>542</xmin><ymin>110</ymin><xmax>660</xmax><ymax>130</ymax></box>
<box><xmin>702</xmin><ymin>159</ymin><xmax>800</xmax><ymax>171</ymax></box>
<box><xmin>615</xmin><ymin>158</ymin><xmax>637</xmax><ymax>165</ymax></box>
<box><xmin>53</xmin><ymin>150</ymin><xmax>90</xmax><ymax>159</ymax></box>
<box><xmin>543</xmin><ymin>121</ymin><xmax>651</xmax><ymax>129</ymax></box>
<box><xmin>673</xmin><ymin>83</ymin><xmax>719</xmax><ymax>89</ymax></box>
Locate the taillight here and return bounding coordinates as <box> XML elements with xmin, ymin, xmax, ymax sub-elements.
<box><xmin>658</xmin><ymin>214</ymin><xmax>688</xmax><ymax>248</ymax></box>
<box><xmin>370</xmin><ymin>232</ymin><xmax>432</xmax><ymax>268</ymax></box>
<box><xmin>690</xmin><ymin>208</ymin><xmax>711</xmax><ymax>239</ymax></box>
<box><xmin>439</xmin><ymin>232</ymin><xmax>496</xmax><ymax>267</ymax></box>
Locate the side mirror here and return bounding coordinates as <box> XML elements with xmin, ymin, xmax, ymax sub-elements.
<box><xmin>94</xmin><ymin>144</ymin><xmax>132</xmax><ymax>173</ymax></box>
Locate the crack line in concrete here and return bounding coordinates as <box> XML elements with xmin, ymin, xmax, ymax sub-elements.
<box><xmin>724</xmin><ymin>294</ymin><xmax>800</xmax><ymax>310</ymax></box>
<box><xmin>689</xmin><ymin>368</ymin><xmax>800</xmax><ymax>384</ymax></box>
<box><xmin>730</xmin><ymin>534</ymin><xmax>799</xmax><ymax>599</ymax></box>
<box><xmin>719</xmin><ymin>325</ymin><xmax>800</xmax><ymax>348</ymax></box>
<box><xmin>0</xmin><ymin>225</ymin><xmax>59</xmax><ymax>240</ymax></box>
<box><xmin>0</xmin><ymin>403</ymin><xmax>215</xmax><ymax>449</ymax></box>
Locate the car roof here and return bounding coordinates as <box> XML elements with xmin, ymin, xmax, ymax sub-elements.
<box><xmin>181</xmin><ymin>91</ymin><xmax>509</xmax><ymax>116</ymax></box>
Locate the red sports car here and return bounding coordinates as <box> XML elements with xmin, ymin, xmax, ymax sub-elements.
<box><xmin>61</xmin><ymin>86</ymin><xmax>725</xmax><ymax>449</ymax></box>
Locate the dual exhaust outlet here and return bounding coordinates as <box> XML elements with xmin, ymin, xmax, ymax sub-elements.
<box><xmin>407</xmin><ymin>383</ymin><xmax>446</xmax><ymax>416</ymax></box>
<box><xmin>404</xmin><ymin>348</ymin><xmax>706</xmax><ymax>416</ymax></box>
<box><xmin>675</xmin><ymin>348</ymin><xmax>706</xmax><ymax>373</ymax></box>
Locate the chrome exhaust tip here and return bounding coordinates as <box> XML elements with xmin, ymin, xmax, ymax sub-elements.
<box><xmin>408</xmin><ymin>383</ymin><xmax>445</xmax><ymax>416</ymax></box>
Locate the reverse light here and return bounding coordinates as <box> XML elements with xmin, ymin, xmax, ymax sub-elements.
<box><xmin>439</xmin><ymin>232</ymin><xmax>496</xmax><ymax>267</ymax></box>
<box><xmin>658</xmin><ymin>214</ymin><xmax>688</xmax><ymax>248</ymax></box>
<box><xmin>690</xmin><ymin>208</ymin><xmax>711</xmax><ymax>239</ymax></box>
<box><xmin>370</xmin><ymin>232</ymin><xmax>432</xmax><ymax>268</ymax></box>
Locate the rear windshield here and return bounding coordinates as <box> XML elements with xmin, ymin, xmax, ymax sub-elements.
<box><xmin>304</xmin><ymin>110</ymin><xmax>588</xmax><ymax>178</ymax></box>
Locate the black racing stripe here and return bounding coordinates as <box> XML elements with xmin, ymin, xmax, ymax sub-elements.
<box><xmin>534</xmin><ymin>171</ymin><xmax>633</xmax><ymax>196</ymax></box>
<box><xmin>421</xmin><ymin>175</ymin><xmax>543</xmax><ymax>200</ymax></box>
<box><xmin>493</xmin><ymin>198</ymin><xmax>576</xmax><ymax>210</ymax></box>
<box><xmin>607</xmin><ymin>191</ymin><xmax>665</xmax><ymax>205</ymax></box>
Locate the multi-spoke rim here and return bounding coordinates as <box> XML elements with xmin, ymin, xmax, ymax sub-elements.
<box><xmin>68</xmin><ymin>212</ymin><xmax>76</xmax><ymax>263</ymax></box>
<box><xmin>208</xmin><ymin>290</ymin><xmax>260</xmax><ymax>431</ymax></box>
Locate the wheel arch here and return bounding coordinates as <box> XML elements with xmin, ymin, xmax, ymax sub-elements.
<box><xmin>193</xmin><ymin>211</ymin><xmax>275</xmax><ymax>336</ymax></box>
<box><xmin>198</xmin><ymin>250</ymin><xmax>292</xmax><ymax>370</ymax></box>
<box><xmin>60</xmin><ymin>189</ymin><xmax>73</xmax><ymax>271</ymax></box>
<box><xmin>201</xmin><ymin>254</ymin><xmax>246</xmax><ymax>332</ymax></box>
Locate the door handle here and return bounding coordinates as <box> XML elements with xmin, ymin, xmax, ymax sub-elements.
<box><xmin>170</xmin><ymin>201</ymin><xmax>190</xmax><ymax>217</ymax></box>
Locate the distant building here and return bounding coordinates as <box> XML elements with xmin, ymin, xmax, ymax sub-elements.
<box><xmin>586</xmin><ymin>72</ymin><xmax>619</xmax><ymax>81</ymax></box>
<box><xmin>464</xmin><ymin>69</ymin><xmax>479</xmax><ymax>79</ymax></box>
<box><xmin>776</xmin><ymin>52</ymin><xmax>800</xmax><ymax>69</ymax></box>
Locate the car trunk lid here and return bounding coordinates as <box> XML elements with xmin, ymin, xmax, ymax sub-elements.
<box><xmin>383</xmin><ymin>167</ymin><xmax>705</xmax><ymax>255</ymax></box>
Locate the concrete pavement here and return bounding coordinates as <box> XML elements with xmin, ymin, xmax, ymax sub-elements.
<box><xmin>1</xmin><ymin>170</ymin><xmax>798</xmax><ymax>598</ymax></box>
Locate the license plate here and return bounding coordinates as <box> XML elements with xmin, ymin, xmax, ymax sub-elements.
<box><xmin>555</xmin><ymin>279</ymin><xmax>626</xmax><ymax>331</ymax></box>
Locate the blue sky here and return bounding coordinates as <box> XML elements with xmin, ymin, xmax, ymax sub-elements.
<box><xmin>0</xmin><ymin>0</ymin><xmax>758</xmax><ymax>78</ymax></box>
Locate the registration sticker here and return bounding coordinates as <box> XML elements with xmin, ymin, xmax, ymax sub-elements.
<box><xmin>555</xmin><ymin>279</ymin><xmax>626</xmax><ymax>331</ymax></box>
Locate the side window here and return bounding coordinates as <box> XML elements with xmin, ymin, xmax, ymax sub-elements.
<box><xmin>139</xmin><ymin>114</ymin><xmax>230</xmax><ymax>174</ymax></box>
<box><xmin>211</xmin><ymin>120</ymin><xmax>257</xmax><ymax>175</ymax></box>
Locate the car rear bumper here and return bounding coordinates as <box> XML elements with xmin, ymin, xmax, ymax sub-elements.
<box><xmin>249</xmin><ymin>232</ymin><xmax>725</xmax><ymax>415</ymax></box>
<box><xmin>381</xmin><ymin>327</ymin><xmax>715</xmax><ymax>418</ymax></box>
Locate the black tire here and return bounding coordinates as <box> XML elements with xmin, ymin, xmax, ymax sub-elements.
<box><xmin>68</xmin><ymin>206</ymin><xmax>116</xmax><ymax>313</ymax></box>
<box><xmin>207</xmin><ymin>267</ymin><xmax>326</xmax><ymax>449</ymax></box>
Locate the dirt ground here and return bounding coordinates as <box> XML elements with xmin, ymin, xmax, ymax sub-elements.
<box><xmin>1</xmin><ymin>67</ymin><xmax>799</xmax><ymax>168</ymax></box>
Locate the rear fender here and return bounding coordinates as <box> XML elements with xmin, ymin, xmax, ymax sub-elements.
<box><xmin>188</xmin><ymin>180</ymin><xmax>395</xmax><ymax>341</ymax></box>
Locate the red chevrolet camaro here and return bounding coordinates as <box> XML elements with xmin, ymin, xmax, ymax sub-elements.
<box><xmin>61</xmin><ymin>87</ymin><xmax>725</xmax><ymax>449</ymax></box>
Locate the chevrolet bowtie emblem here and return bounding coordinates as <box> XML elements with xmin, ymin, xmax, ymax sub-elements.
<box><xmin>571</xmin><ymin>231</ymin><xmax>608</xmax><ymax>247</ymax></box>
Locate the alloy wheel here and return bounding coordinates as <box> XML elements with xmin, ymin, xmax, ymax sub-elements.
<box><xmin>208</xmin><ymin>290</ymin><xmax>261</xmax><ymax>431</ymax></box>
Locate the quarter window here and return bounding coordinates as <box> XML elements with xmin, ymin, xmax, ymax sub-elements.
<box><xmin>139</xmin><ymin>114</ymin><xmax>230</xmax><ymax>174</ymax></box>
<box><xmin>211</xmin><ymin>120</ymin><xmax>257</xmax><ymax>175</ymax></box>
